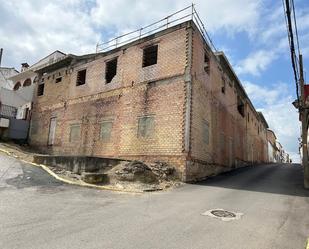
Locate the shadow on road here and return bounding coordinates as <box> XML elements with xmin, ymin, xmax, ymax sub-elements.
<box><xmin>195</xmin><ymin>164</ymin><xmax>309</xmax><ymax>197</ymax></box>
<box><xmin>5</xmin><ymin>164</ymin><xmax>63</xmax><ymax>190</ymax></box>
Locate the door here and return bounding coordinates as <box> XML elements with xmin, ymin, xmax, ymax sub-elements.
<box><xmin>48</xmin><ymin>117</ymin><xmax>56</xmax><ymax>146</ymax></box>
<box><xmin>229</xmin><ymin>137</ymin><xmax>234</xmax><ymax>167</ymax></box>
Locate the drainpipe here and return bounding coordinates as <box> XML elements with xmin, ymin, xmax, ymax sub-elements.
<box><xmin>184</xmin><ymin>23</ymin><xmax>193</xmax><ymax>181</ymax></box>
<box><xmin>0</xmin><ymin>48</ymin><xmax>3</xmax><ymax>67</ymax></box>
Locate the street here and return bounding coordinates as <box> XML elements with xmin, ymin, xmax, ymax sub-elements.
<box><xmin>0</xmin><ymin>153</ymin><xmax>308</xmax><ymax>249</ymax></box>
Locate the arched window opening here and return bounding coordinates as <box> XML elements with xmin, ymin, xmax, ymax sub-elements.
<box><xmin>33</xmin><ymin>76</ymin><xmax>38</xmax><ymax>84</ymax></box>
<box><xmin>13</xmin><ymin>82</ymin><xmax>21</xmax><ymax>91</ymax></box>
<box><xmin>23</xmin><ymin>78</ymin><xmax>32</xmax><ymax>87</ymax></box>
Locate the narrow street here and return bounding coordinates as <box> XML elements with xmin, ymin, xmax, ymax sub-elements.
<box><xmin>0</xmin><ymin>153</ymin><xmax>308</xmax><ymax>249</ymax></box>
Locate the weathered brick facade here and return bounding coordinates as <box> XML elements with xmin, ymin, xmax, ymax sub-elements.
<box><xmin>30</xmin><ymin>21</ymin><xmax>269</xmax><ymax>181</ymax></box>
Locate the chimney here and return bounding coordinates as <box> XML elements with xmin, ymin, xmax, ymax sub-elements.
<box><xmin>21</xmin><ymin>62</ymin><xmax>29</xmax><ymax>72</ymax></box>
<box><xmin>0</xmin><ymin>48</ymin><xmax>3</xmax><ymax>67</ymax></box>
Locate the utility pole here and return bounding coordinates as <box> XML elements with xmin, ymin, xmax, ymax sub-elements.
<box><xmin>299</xmin><ymin>54</ymin><xmax>309</xmax><ymax>188</ymax></box>
<box><xmin>0</xmin><ymin>48</ymin><xmax>3</xmax><ymax>67</ymax></box>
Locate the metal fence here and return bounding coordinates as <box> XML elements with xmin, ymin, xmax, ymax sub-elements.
<box><xmin>96</xmin><ymin>4</ymin><xmax>216</xmax><ymax>53</ymax></box>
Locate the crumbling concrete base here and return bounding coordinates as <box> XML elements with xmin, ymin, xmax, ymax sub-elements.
<box><xmin>81</xmin><ymin>172</ymin><xmax>109</xmax><ymax>184</ymax></box>
<box><xmin>185</xmin><ymin>159</ymin><xmax>251</xmax><ymax>182</ymax></box>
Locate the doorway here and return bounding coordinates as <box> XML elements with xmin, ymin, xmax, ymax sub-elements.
<box><xmin>48</xmin><ymin>117</ymin><xmax>57</xmax><ymax>146</ymax></box>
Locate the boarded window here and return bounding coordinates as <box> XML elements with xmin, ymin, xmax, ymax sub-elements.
<box><xmin>105</xmin><ymin>58</ymin><xmax>117</xmax><ymax>83</ymax></box>
<box><xmin>48</xmin><ymin>117</ymin><xmax>57</xmax><ymax>146</ymax></box>
<box><xmin>37</xmin><ymin>84</ymin><xmax>44</xmax><ymax>96</ymax></box>
<box><xmin>55</xmin><ymin>77</ymin><xmax>62</xmax><ymax>83</ymax></box>
<box><xmin>76</xmin><ymin>69</ymin><xmax>86</xmax><ymax>86</ymax></box>
<box><xmin>100</xmin><ymin>121</ymin><xmax>113</xmax><ymax>141</ymax></box>
<box><xmin>237</xmin><ymin>96</ymin><xmax>245</xmax><ymax>117</ymax></box>
<box><xmin>204</xmin><ymin>52</ymin><xmax>210</xmax><ymax>74</ymax></box>
<box><xmin>30</xmin><ymin>121</ymin><xmax>39</xmax><ymax>135</ymax></box>
<box><xmin>69</xmin><ymin>124</ymin><xmax>81</xmax><ymax>142</ymax></box>
<box><xmin>138</xmin><ymin>116</ymin><xmax>154</xmax><ymax>138</ymax></box>
<box><xmin>220</xmin><ymin>133</ymin><xmax>225</xmax><ymax>151</ymax></box>
<box><xmin>142</xmin><ymin>45</ymin><xmax>158</xmax><ymax>67</ymax></box>
<box><xmin>203</xmin><ymin>120</ymin><xmax>210</xmax><ymax>144</ymax></box>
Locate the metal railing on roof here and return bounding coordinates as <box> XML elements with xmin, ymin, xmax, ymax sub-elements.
<box><xmin>96</xmin><ymin>4</ymin><xmax>217</xmax><ymax>53</ymax></box>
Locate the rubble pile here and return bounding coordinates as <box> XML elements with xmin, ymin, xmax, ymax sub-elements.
<box><xmin>111</xmin><ymin>161</ymin><xmax>158</xmax><ymax>183</ymax></box>
<box><xmin>148</xmin><ymin>161</ymin><xmax>175</xmax><ymax>180</ymax></box>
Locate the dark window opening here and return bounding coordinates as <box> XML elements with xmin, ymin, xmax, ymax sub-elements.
<box><xmin>55</xmin><ymin>77</ymin><xmax>62</xmax><ymax>83</ymax></box>
<box><xmin>23</xmin><ymin>78</ymin><xmax>32</xmax><ymax>87</ymax></box>
<box><xmin>237</xmin><ymin>97</ymin><xmax>245</xmax><ymax>117</ymax></box>
<box><xmin>105</xmin><ymin>58</ymin><xmax>117</xmax><ymax>83</ymax></box>
<box><xmin>37</xmin><ymin>84</ymin><xmax>44</xmax><ymax>96</ymax></box>
<box><xmin>221</xmin><ymin>77</ymin><xmax>226</xmax><ymax>94</ymax></box>
<box><xmin>221</xmin><ymin>86</ymin><xmax>225</xmax><ymax>93</ymax></box>
<box><xmin>247</xmin><ymin>113</ymin><xmax>250</xmax><ymax>122</ymax></box>
<box><xmin>204</xmin><ymin>53</ymin><xmax>210</xmax><ymax>74</ymax></box>
<box><xmin>142</xmin><ymin>45</ymin><xmax>158</xmax><ymax>67</ymax></box>
<box><xmin>76</xmin><ymin>69</ymin><xmax>86</xmax><ymax>86</ymax></box>
<box><xmin>13</xmin><ymin>82</ymin><xmax>21</xmax><ymax>91</ymax></box>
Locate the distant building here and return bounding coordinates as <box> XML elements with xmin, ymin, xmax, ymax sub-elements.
<box><xmin>267</xmin><ymin>129</ymin><xmax>277</xmax><ymax>163</ymax></box>
<box><xmin>0</xmin><ymin>67</ymin><xmax>19</xmax><ymax>90</ymax></box>
<box><xmin>0</xmin><ymin>51</ymin><xmax>66</xmax><ymax>141</ymax></box>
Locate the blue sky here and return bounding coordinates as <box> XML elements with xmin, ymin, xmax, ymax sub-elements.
<box><xmin>1</xmin><ymin>0</ymin><xmax>308</xmax><ymax>162</ymax></box>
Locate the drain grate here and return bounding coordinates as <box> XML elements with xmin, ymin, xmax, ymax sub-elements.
<box><xmin>201</xmin><ymin>209</ymin><xmax>243</xmax><ymax>221</ymax></box>
<box><xmin>210</xmin><ymin>209</ymin><xmax>236</xmax><ymax>218</ymax></box>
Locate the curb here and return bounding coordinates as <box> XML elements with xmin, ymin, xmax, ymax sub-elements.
<box><xmin>306</xmin><ymin>237</ymin><xmax>309</xmax><ymax>249</ymax></box>
<box><xmin>0</xmin><ymin>147</ymin><xmax>143</xmax><ymax>194</ymax></box>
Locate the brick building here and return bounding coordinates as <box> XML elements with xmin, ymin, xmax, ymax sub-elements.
<box><xmin>29</xmin><ymin>20</ymin><xmax>270</xmax><ymax>181</ymax></box>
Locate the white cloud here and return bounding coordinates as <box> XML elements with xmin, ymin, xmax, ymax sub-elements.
<box><xmin>235</xmin><ymin>50</ymin><xmax>277</xmax><ymax>76</ymax></box>
<box><xmin>243</xmin><ymin>81</ymin><xmax>300</xmax><ymax>163</ymax></box>
<box><xmin>243</xmin><ymin>81</ymin><xmax>288</xmax><ymax>105</ymax></box>
<box><xmin>0</xmin><ymin>0</ymin><xmax>100</xmax><ymax>69</ymax></box>
<box><xmin>91</xmin><ymin>0</ymin><xmax>262</xmax><ymax>35</ymax></box>
<box><xmin>234</xmin><ymin>3</ymin><xmax>309</xmax><ymax>77</ymax></box>
<box><xmin>0</xmin><ymin>0</ymin><xmax>263</xmax><ymax>69</ymax></box>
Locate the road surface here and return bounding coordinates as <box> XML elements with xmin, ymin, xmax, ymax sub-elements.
<box><xmin>0</xmin><ymin>154</ymin><xmax>308</xmax><ymax>249</ymax></box>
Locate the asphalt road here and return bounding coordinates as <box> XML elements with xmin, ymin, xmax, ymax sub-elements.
<box><xmin>0</xmin><ymin>154</ymin><xmax>308</xmax><ymax>249</ymax></box>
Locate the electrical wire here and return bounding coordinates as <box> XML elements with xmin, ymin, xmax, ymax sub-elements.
<box><xmin>283</xmin><ymin>0</ymin><xmax>300</xmax><ymax>102</ymax></box>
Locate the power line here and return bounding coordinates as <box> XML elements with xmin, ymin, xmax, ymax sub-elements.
<box><xmin>283</xmin><ymin>0</ymin><xmax>300</xmax><ymax>102</ymax></box>
<box><xmin>291</xmin><ymin>0</ymin><xmax>301</xmax><ymax>56</ymax></box>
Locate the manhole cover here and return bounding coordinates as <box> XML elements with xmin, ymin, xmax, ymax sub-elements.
<box><xmin>210</xmin><ymin>210</ymin><xmax>236</xmax><ymax>218</ymax></box>
<box><xmin>201</xmin><ymin>209</ymin><xmax>243</xmax><ymax>221</ymax></box>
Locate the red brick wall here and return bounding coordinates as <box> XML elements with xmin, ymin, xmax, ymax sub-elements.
<box><xmin>30</xmin><ymin>24</ymin><xmax>190</xmax><ymax>179</ymax></box>
<box><xmin>30</xmin><ymin>21</ymin><xmax>269</xmax><ymax>182</ymax></box>
<box><xmin>186</xmin><ymin>25</ymin><xmax>268</xmax><ymax>181</ymax></box>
